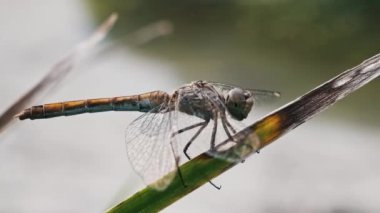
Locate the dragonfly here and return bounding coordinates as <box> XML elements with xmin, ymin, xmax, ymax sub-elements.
<box><xmin>16</xmin><ymin>80</ymin><xmax>280</xmax><ymax>190</ymax></box>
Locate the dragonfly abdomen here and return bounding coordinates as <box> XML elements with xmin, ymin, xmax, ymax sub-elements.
<box><xmin>17</xmin><ymin>91</ymin><xmax>169</xmax><ymax>120</ymax></box>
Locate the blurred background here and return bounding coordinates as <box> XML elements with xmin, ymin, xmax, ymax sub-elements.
<box><xmin>0</xmin><ymin>0</ymin><xmax>379</xmax><ymax>212</ymax></box>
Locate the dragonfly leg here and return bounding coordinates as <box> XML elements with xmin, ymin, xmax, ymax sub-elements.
<box><xmin>220</xmin><ymin>115</ymin><xmax>235</xmax><ymax>143</ymax></box>
<box><xmin>170</xmin><ymin>120</ymin><xmax>209</xmax><ymax>188</ymax></box>
<box><xmin>173</xmin><ymin>120</ymin><xmax>220</xmax><ymax>190</ymax></box>
<box><xmin>223</xmin><ymin>118</ymin><xmax>255</xmax><ymax>157</ymax></box>
<box><xmin>224</xmin><ymin>117</ymin><xmax>237</xmax><ymax>134</ymax></box>
<box><xmin>218</xmin><ymin>115</ymin><xmax>256</xmax><ymax>163</ymax></box>
<box><xmin>221</xmin><ymin>114</ymin><xmax>257</xmax><ymax>151</ymax></box>
<box><xmin>208</xmin><ymin>112</ymin><xmax>222</xmax><ymax>190</ymax></box>
<box><xmin>171</xmin><ymin>121</ymin><xmax>206</xmax><ymax>138</ymax></box>
<box><xmin>182</xmin><ymin>121</ymin><xmax>209</xmax><ymax>160</ymax></box>
<box><xmin>176</xmin><ymin>156</ymin><xmax>187</xmax><ymax>188</ymax></box>
<box><xmin>210</xmin><ymin>112</ymin><xmax>218</xmax><ymax>150</ymax></box>
<box><xmin>209</xmin><ymin>180</ymin><xmax>221</xmax><ymax>190</ymax></box>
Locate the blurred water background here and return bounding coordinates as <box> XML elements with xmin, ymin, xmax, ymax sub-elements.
<box><xmin>0</xmin><ymin>0</ymin><xmax>379</xmax><ymax>212</ymax></box>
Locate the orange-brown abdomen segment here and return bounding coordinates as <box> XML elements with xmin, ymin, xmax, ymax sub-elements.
<box><xmin>17</xmin><ymin>91</ymin><xmax>169</xmax><ymax>120</ymax></box>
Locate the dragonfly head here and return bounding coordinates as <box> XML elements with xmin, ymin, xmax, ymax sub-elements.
<box><xmin>225</xmin><ymin>88</ymin><xmax>254</xmax><ymax>121</ymax></box>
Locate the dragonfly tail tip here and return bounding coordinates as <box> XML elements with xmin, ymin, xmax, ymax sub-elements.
<box><xmin>14</xmin><ymin>111</ymin><xmax>25</xmax><ymax>120</ymax></box>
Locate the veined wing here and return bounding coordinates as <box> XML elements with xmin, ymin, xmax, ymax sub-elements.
<box><xmin>125</xmin><ymin>103</ymin><xmax>180</xmax><ymax>190</ymax></box>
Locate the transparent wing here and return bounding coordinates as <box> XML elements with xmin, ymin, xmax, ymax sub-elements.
<box><xmin>247</xmin><ymin>89</ymin><xmax>281</xmax><ymax>102</ymax></box>
<box><xmin>125</xmin><ymin>103</ymin><xmax>179</xmax><ymax>190</ymax></box>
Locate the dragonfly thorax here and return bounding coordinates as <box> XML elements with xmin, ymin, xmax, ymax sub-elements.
<box><xmin>175</xmin><ymin>82</ymin><xmax>226</xmax><ymax>121</ymax></box>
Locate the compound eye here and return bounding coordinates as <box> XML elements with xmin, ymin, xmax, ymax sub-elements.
<box><xmin>227</xmin><ymin>88</ymin><xmax>246</xmax><ymax>105</ymax></box>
